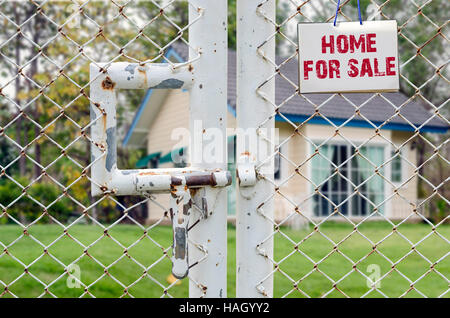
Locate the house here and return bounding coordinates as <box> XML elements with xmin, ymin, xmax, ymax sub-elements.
<box><xmin>123</xmin><ymin>43</ymin><xmax>448</xmax><ymax>224</ymax></box>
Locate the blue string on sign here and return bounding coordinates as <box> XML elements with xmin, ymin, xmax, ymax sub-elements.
<box><xmin>333</xmin><ymin>0</ymin><xmax>363</xmax><ymax>26</ymax></box>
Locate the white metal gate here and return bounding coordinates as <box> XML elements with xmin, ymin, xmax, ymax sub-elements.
<box><xmin>0</xmin><ymin>0</ymin><xmax>448</xmax><ymax>298</ymax></box>
<box><xmin>88</xmin><ymin>0</ymin><xmax>229</xmax><ymax>297</ymax></box>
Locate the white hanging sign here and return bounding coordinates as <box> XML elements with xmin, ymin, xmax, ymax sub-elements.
<box><xmin>298</xmin><ymin>20</ymin><xmax>399</xmax><ymax>93</ymax></box>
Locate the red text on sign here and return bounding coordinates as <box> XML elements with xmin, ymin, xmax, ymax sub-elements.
<box><xmin>304</xmin><ymin>57</ymin><xmax>396</xmax><ymax>79</ymax></box>
<box><xmin>304</xmin><ymin>60</ymin><xmax>341</xmax><ymax>80</ymax></box>
<box><xmin>347</xmin><ymin>57</ymin><xmax>396</xmax><ymax>78</ymax></box>
<box><xmin>321</xmin><ymin>33</ymin><xmax>377</xmax><ymax>54</ymax></box>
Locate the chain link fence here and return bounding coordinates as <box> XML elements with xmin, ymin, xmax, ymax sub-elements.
<box><xmin>244</xmin><ymin>0</ymin><xmax>449</xmax><ymax>297</ymax></box>
<box><xmin>0</xmin><ymin>0</ymin><xmax>214</xmax><ymax>298</ymax></box>
<box><xmin>0</xmin><ymin>0</ymin><xmax>448</xmax><ymax>298</ymax></box>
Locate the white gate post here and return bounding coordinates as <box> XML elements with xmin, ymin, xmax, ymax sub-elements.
<box><xmin>236</xmin><ymin>0</ymin><xmax>275</xmax><ymax>297</ymax></box>
<box><xmin>188</xmin><ymin>0</ymin><xmax>228</xmax><ymax>298</ymax></box>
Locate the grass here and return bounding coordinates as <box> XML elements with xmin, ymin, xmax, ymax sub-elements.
<box><xmin>0</xmin><ymin>222</ymin><xmax>448</xmax><ymax>298</ymax></box>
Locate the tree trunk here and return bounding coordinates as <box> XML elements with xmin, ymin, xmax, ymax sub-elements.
<box><xmin>14</xmin><ymin>6</ymin><xmax>26</xmax><ymax>177</ymax></box>
<box><xmin>28</xmin><ymin>14</ymin><xmax>42</xmax><ymax>179</ymax></box>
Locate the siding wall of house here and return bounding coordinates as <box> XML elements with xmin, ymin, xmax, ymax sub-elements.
<box><xmin>227</xmin><ymin>109</ymin><xmax>236</xmax><ymax>131</ymax></box>
<box><xmin>278</xmin><ymin>124</ymin><xmax>418</xmax><ymax>221</ymax></box>
<box><xmin>281</xmin><ymin>124</ymin><xmax>391</xmax><ymax>220</ymax></box>
<box><xmin>390</xmin><ymin>130</ymin><xmax>418</xmax><ymax>219</ymax></box>
<box><xmin>143</xmin><ymin>91</ymin><xmax>419</xmax><ymax>223</ymax></box>
<box><xmin>146</xmin><ymin>90</ymin><xmax>190</xmax><ymax>160</ymax></box>
<box><xmin>146</xmin><ymin>90</ymin><xmax>189</xmax><ymax>222</ymax></box>
<box><xmin>274</xmin><ymin>123</ymin><xmax>309</xmax><ymax>224</ymax></box>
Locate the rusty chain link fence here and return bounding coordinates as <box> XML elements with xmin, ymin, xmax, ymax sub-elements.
<box><xmin>0</xmin><ymin>0</ymin><xmax>449</xmax><ymax>298</ymax></box>
<box><xmin>0</xmin><ymin>0</ymin><xmax>221</xmax><ymax>298</ymax></box>
<box><xmin>235</xmin><ymin>0</ymin><xmax>449</xmax><ymax>298</ymax></box>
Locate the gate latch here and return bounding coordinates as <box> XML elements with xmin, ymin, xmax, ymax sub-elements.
<box><xmin>165</xmin><ymin>171</ymin><xmax>231</xmax><ymax>279</ymax></box>
<box><xmin>236</xmin><ymin>154</ymin><xmax>257</xmax><ymax>187</ymax></box>
<box><xmin>169</xmin><ymin>177</ymin><xmax>191</xmax><ymax>279</ymax></box>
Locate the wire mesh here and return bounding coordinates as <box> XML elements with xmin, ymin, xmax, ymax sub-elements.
<box><xmin>0</xmin><ymin>0</ymin><xmax>209</xmax><ymax>298</ymax></box>
<box><xmin>253</xmin><ymin>0</ymin><xmax>449</xmax><ymax>297</ymax></box>
<box><xmin>0</xmin><ymin>0</ymin><xmax>448</xmax><ymax>299</ymax></box>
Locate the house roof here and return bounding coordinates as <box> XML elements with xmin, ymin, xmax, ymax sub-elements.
<box><xmin>172</xmin><ymin>42</ymin><xmax>447</xmax><ymax>131</ymax></box>
<box><xmin>123</xmin><ymin>42</ymin><xmax>448</xmax><ymax>147</ymax></box>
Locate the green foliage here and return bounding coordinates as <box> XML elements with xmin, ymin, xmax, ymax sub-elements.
<box><xmin>428</xmin><ymin>199</ymin><xmax>449</xmax><ymax>224</ymax></box>
<box><xmin>436</xmin><ymin>200</ymin><xmax>447</xmax><ymax>220</ymax></box>
<box><xmin>0</xmin><ymin>138</ymin><xmax>17</xmax><ymax>177</ymax></box>
<box><xmin>0</xmin><ymin>177</ymin><xmax>76</xmax><ymax>224</ymax></box>
<box><xmin>347</xmin><ymin>0</ymin><xmax>448</xmax><ymax>104</ymax></box>
<box><xmin>228</xmin><ymin>0</ymin><xmax>237</xmax><ymax>50</ymax></box>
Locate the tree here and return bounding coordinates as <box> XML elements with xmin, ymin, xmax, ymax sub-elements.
<box><xmin>0</xmin><ymin>132</ymin><xmax>17</xmax><ymax>179</ymax></box>
<box><xmin>1</xmin><ymin>1</ymin><xmax>204</xmax><ymax>224</ymax></box>
<box><xmin>0</xmin><ymin>2</ymin><xmax>148</xmax><ymax>222</ymax></box>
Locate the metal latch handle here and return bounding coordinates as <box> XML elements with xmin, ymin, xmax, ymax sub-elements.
<box><xmin>170</xmin><ymin>178</ymin><xmax>191</xmax><ymax>279</ymax></box>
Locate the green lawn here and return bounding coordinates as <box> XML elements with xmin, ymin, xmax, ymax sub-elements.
<box><xmin>0</xmin><ymin>222</ymin><xmax>448</xmax><ymax>298</ymax></box>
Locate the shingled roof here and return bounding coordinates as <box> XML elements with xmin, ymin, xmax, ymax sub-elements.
<box><xmin>171</xmin><ymin>42</ymin><xmax>447</xmax><ymax>132</ymax></box>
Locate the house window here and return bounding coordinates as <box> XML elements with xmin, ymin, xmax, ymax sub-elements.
<box><xmin>173</xmin><ymin>148</ymin><xmax>187</xmax><ymax>168</ymax></box>
<box><xmin>311</xmin><ymin>144</ymin><xmax>385</xmax><ymax>217</ymax></box>
<box><xmin>391</xmin><ymin>150</ymin><xmax>403</xmax><ymax>183</ymax></box>
<box><xmin>274</xmin><ymin>148</ymin><xmax>281</xmax><ymax>180</ymax></box>
<box><xmin>274</xmin><ymin>144</ymin><xmax>286</xmax><ymax>180</ymax></box>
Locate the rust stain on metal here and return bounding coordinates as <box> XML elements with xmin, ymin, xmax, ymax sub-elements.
<box><xmin>185</xmin><ymin>174</ymin><xmax>216</xmax><ymax>187</ymax></box>
<box><xmin>138</xmin><ymin>171</ymin><xmax>169</xmax><ymax>176</ymax></box>
<box><xmin>138</xmin><ymin>67</ymin><xmax>148</xmax><ymax>87</ymax></box>
<box><xmin>102</xmin><ymin>113</ymin><xmax>107</xmax><ymax>131</ymax></box>
<box><xmin>139</xmin><ymin>171</ymin><xmax>157</xmax><ymax>175</ymax></box>
<box><xmin>171</xmin><ymin>176</ymin><xmax>183</xmax><ymax>186</ymax></box>
<box><xmin>189</xmin><ymin>188</ymin><xmax>199</xmax><ymax>196</ymax></box>
<box><xmin>102</xmin><ymin>76</ymin><xmax>116</xmax><ymax>90</ymax></box>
